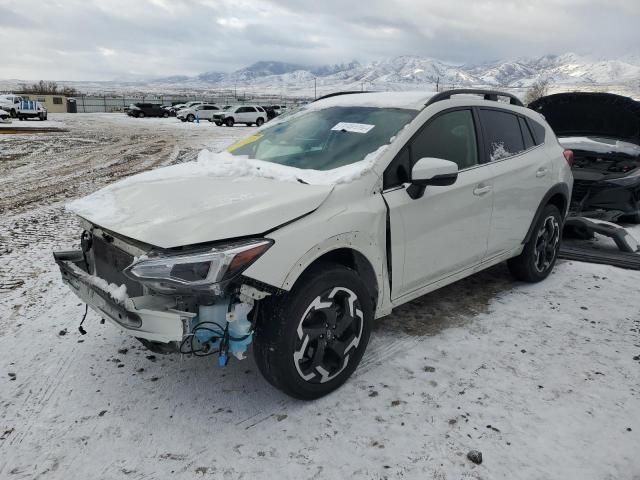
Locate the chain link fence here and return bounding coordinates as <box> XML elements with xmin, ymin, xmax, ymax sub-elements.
<box><xmin>73</xmin><ymin>91</ymin><xmax>309</xmax><ymax>113</ymax></box>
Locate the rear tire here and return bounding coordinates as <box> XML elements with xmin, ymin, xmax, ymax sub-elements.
<box><xmin>254</xmin><ymin>264</ymin><xmax>373</xmax><ymax>400</ymax></box>
<box><xmin>256</xmin><ymin>117</ymin><xmax>264</xmax><ymax>127</ymax></box>
<box><xmin>215</xmin><ymin>122</ymin><xmax>222</xmax><ymax>126</ymax></box>
<box><xmin>163</xmin><ymin>112</ymin><xmax>169</xmax><ymax>118</ymax></box>
<box><xmin>508</xmin><ymin>204</ymin><xmax>562</xmax><ymax>283</ymax></box>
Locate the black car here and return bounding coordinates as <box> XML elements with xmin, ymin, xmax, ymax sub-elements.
<box><xmin>127</xmin><ymin>103</ymin><xmax>169</xmax><ymax>118</ymax></box>
<box><xmin>530</xmin><ymin>92</ymin><xmax>640</xmax><ymax>222</ymax></box>
<box><xmin>260</xmin><ymin>106</ymin><xmax>278</xmax><ymax>120</ymax></box>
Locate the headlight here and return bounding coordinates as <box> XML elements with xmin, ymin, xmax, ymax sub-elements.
<box><xmin>124</xmin><ymin>239</ymin><xmax>272</xmax><ymax>293</ymax></box>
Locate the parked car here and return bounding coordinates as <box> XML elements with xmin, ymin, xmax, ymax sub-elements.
<box><xmin>0</xmin><ymin>108</ymin><xmax>11</xmax><ymax>123</ymax></box>
<box><xmin>16</xmin><ymin>100</ymin><xmax>47</xmax><ymax>121</ymax></box>
<box><xmin>127</xmin><ymin>103</ymin><xmax>169</xmax><ymax>118</ymax></box>
<box><xmin>261</xmin><ymin>106</ymin><xmax>278</xmax><ymax>121</ymax></box>
<box><xmin>55</xmin><ymin>90</ymin><xmax>572</xmax><ymax>399</ymax></box>
<box><xmin>212</xmin><ymin>105</ymin><xmax>267</xmax><ymax>126</ymax></box>
<box><xmin>0</xmin><ymin>94</ymin><xmax>23</xmax><ymax>117</ymax></box>
<box><xmin>530</xmin><ymin>92</ymin><xmax>640</xmax><ymax>222</ymax></box>
<box><xmin>177</xmin><ymin>104</ymin><xmax>220</xmax><ymax>122</ymax></box>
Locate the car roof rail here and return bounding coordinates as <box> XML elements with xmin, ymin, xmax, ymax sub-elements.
<box><xmin>425</xmin><ymin>89</ymin><xmax>524</xmax><ymax>107</ymax></box>
<box><xmin>314</xmin><ymin>91</ymin><xmax>373</xmax><ymax>102</ymax></box>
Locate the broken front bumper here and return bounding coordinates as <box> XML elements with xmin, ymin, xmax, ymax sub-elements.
<box><xmin>53</xmin><ymin>250</ymin><xmax>194</xmax><ymax>343</ymax></box>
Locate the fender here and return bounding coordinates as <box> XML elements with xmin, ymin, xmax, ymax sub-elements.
<box><xmin>522</xmin><ymin>183</ymin><xmax>570</xmax><ymax>245</ymax></box>
<box><xmin>279</xmin><ymin>232</ymin><xmax>391</xmax><ymax>318</ymax></box>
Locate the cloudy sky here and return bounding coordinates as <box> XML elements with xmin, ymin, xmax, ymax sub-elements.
<box><xmin>0</xmin><ymin>0</ymin><xmax>638</xmax><ymax>80</ymax></box>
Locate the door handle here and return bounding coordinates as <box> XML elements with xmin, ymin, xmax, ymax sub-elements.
<box><xmin>536</xmin><ymin>168</ymin><xmax>549</xmax><ymax>178</ymax></box>
<box><xmin>473</xmin><ymin>184</ymin><xmax>492</xmax><ymax>196</ymax></box>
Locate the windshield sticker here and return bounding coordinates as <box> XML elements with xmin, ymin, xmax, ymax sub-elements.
<box><xmin>331</xmin><ymin>122</ymin><xmax>375</xmax><ymax>134</ymax></box>
<box><xmin>227</xmin><ymin>134</ymin><xmax>264</xmax><ymax>153</ymax></box>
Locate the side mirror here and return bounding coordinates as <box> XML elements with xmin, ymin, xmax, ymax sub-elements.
<box><xmin>407</xmin><ymin>157</ymin><xmax>459</xmax><ymax>199</ymax></box>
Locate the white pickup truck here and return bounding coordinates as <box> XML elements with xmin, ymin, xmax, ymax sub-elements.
<box><xmin>17</xmin><ymin>100</ymin><xmax>48</xmax><ymax>121</ymax></box>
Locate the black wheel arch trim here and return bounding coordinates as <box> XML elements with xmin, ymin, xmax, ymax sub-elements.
<box><xmin>522</xmin><ymin>183</ymin><xmax>570</xmax><ymax>245</ymax></box>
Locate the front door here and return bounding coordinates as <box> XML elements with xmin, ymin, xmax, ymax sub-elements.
<box><xmin>382</xmin><ymin>109</ymin><xmax>494</xmax><ymax>300</ymax></box>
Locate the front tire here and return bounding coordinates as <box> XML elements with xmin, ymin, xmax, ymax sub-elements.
<box><xmin>187</xmin><ymin>114</ymin><xmax>195</xmax><ymax>122</ymax></box>
<box><xmin>254</xmin><ymin>264</ymin><xmax>373</xmax><ymax>400</ymax></box>
<box><xmin>225</xmin><ymin>117</ymin><xmax>235</xmax><ymax>127</ymax></box>
<box><xmin>138</xmin><ymin>112</ymin><xmax>145</xmax><ymax>118</ymax></box>
<box><xmin>508</xmin><ymin>204</ymin><xmax>562</xmax><ymax>282</ymax></box>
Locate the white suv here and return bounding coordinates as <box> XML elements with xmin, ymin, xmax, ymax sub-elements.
<box><xmin>212</xmin><ymin>105</ymin><xmax>267</xmax><ymax>127</ymax></box>
<box><xmin>55</xmin><ymin>90</ymin><xmax>572</xmax><ymax>399</ymax></box>
<box><xmin>177</xmin><ymin>104</ymin><xmax>220</xmax><ymax>122</ymax></box>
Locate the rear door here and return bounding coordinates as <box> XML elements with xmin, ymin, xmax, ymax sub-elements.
<box><xmin>382</xmin><ymin>108</ymin><xmax>494</xmax><ymax>300</ymax></box>
<box><xmin>478</xmin><ymin>108</ymin><xmax>553</xmax><ymax>259</ymax></box>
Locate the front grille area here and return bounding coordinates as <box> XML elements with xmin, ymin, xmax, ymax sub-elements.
<box><xmin>91</xmin><ymin>235</ymin><xmax>143</xmax><ymax>297</ymax></box>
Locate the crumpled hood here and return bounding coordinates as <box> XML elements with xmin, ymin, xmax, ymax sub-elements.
<box><xmin>67</xmin><ymin>160</ymin><xmax>333</xmax><ymax>248</ymax></box>
<box><xmin>529</xmin><ymin>92</ymin><xmax>640</xmax><ymax>145</ymax></box>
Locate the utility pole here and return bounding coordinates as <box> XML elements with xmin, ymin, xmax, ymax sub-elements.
<box><xmin>436</xmin><ymin>76</ymin><xmax>439</xmax><ymax>92</ymax></box>
<box><xmin>314</xmin><ymin>78</ymin><xmax>317</xmax><ymax>100</ymax></box>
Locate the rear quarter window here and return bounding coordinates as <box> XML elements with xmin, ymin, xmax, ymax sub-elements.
<box><xmin>479</xmin><ymin>109</ymin><xmax>525</xmax><ymax>161</ymax></box>
<box><xmin>518</xmin><ymin>116</ymin><xmax>535</xmax><ymax>149</ymax></box>
<box><xmin>526</xmin><ymin>118</ymin><xmax>547</xmax><ymax>145</ymax></box>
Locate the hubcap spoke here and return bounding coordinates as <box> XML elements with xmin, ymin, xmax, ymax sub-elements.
<box><xmin>335</xmin><ymin>312</ymin><xmax>354</xmax><ymax>337</ymax></box>
<box><xmin>304</xmin><ymin>326</ymin><xmax>325</xmax><ymax>340</ymax></box>
<box><xmin>310</xmin><ymin>339</ymin><xmax>327</xmax><ymax>370</ymax></box>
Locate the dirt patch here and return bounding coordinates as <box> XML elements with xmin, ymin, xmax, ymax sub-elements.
<box><xmin>375</xmin><ymin>264</ymin><xmax>515</xmax><ymax>336</ymax></box>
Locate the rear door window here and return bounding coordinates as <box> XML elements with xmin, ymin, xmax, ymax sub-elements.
<box><xmin>479</xmin><ymin>109</ymin><xmax>525</xmax><ymax>161</ymax></box>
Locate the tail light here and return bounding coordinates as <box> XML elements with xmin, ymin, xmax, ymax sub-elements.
<box><xmin>563</xmin><ymin>149</ymin><xmax>574</xmax><ymax>167</ymax></box>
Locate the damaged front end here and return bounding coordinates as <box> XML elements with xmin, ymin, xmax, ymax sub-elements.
<box><xmin>53</xmin><ymin>226</ymin><xmax>273</xmax><ymax>364</ymax></box>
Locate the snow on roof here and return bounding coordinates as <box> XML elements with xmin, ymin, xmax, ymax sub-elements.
<box><xmin>311</xmin><ymin>91</ymin><xmax>436</xmax><ymax>110</ymax></box>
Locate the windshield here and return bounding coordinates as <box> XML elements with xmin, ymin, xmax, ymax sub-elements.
<box><xmin>228</xmin><ymin>106</ymin><xmax>417</xmax><ymax>170</ymax></box>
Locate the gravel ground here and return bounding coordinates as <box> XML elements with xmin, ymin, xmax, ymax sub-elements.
<box><xmin>0</xmin><ymin>113</ymin><xmax>639</xmax><ymax>479</ymax></box>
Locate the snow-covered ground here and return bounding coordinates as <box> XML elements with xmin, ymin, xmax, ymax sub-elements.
<box><xmin>0</xmin><ymin>114</ymin><xmax>639</xmax><ymax>479</ymax></box>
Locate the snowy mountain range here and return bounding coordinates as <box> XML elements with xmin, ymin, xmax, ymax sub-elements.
<box><xmin>139</xmin><ymin>53</ymin><xmax>640</xmax><ymax>96</ymax></box>
<box><xmin>2</xmin><ymin>53</ymin><xmax>638</xmax><ymax>97</ymax></box>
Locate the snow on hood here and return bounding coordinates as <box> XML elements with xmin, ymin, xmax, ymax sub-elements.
<box><xmin>66</xmin><ymin>148</ymin><xmax>386</xmax><ymax>248</ymax></box>
<box><xmin>559</xmin><ymin>136</ymin><xmax>640</xmax><ymax>157</ymax></box>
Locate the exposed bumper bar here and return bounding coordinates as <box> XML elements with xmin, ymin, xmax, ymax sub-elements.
<box><xmin>53</xmin><ymin>250</ymin><xmax>193</xmax><ymax>343</ymax></box>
